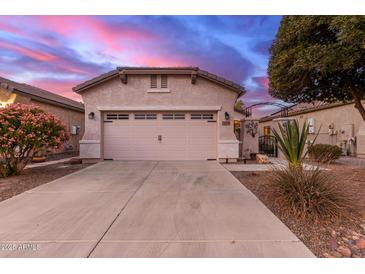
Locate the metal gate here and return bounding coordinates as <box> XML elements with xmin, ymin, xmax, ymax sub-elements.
<box><xmin>258</xmin><ymin>135</ymin><xmax>278</xmax><ymax>157</ymax></box>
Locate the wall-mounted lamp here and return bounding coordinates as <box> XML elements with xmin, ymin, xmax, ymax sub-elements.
<box><xmin>224</xmin><ymin>111</ymin><xmax>230</xmax><ymax>121</ymax></box>
<box><xmin>88</xmin><ymin>112</ymin><xmax>95</xmax><ymax>120</ymax></box>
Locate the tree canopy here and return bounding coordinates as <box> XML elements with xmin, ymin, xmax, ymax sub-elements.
<box><xmin>268</xmin><ymin>16</ymin><xmax>365</xmax><ymax>119</ymax></box>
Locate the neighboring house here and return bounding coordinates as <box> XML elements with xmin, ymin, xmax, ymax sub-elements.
<box><xmin>73</xmin><ymin>67</ymin><xmax>245</xmax><ymax>161</ymax></box>
<box><xmin>259</xmin><ymin>101</ymin><xmax>365</xmax><ymax>157</ymax></box>
<box><xmin>0</xmin><ymin>76</ymin><xmax>85</xmax><ymax>153</ymax></box>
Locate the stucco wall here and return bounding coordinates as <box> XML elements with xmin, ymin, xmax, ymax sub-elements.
<box><xmin>0</xmin><ymin>89</ymin><xmax>84</xmax><ymax>152</ymax></box>
<box><xmin>259</xmin><ymin>103</ymin><xmax>365</xmax><ymax>157</ymax></box>
<box><xmin>80</xmin><ymin>74</ymin><xmax>240</xmax><ymax>159</ymax></box>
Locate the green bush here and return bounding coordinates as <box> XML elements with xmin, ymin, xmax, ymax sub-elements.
<box><xmin>308</xmin><ymin>144</ymin><xmax>342</xmax><ymax>163</ymax></box>
<box><xmin>271</xmin><ymin>167</ymin><xmax>354</xmax><ymax>220</ymax></box>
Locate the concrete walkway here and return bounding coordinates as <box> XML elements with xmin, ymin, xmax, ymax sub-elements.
<box><xmin>0</xmin><ymin>161</ymin><xmax>313</xmax><ymax>258</ymax></box>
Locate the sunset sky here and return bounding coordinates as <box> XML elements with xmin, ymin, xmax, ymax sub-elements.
<box><xmin>0</xmin><ymin>16</ymin><xmax>282</xmax><ymax>116</ymax></box>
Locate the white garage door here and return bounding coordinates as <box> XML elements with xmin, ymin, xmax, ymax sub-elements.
<box><xmin>103</xmin><ymin>112</ymin><xmax>217</xmax><ymax>160</ymax></box>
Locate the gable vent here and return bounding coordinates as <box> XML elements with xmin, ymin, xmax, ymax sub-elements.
<box><xmin>161</xmin><ymin>75</ymin><xmax>168</xmax><ymax>88</ymax></box>
<box><xmin>150</xmin><ymin>75</ymin><xmax>157</xmax><ymax>88</ymax></box>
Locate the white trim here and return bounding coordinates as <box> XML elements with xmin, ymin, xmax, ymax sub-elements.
<box><xmin>147</xmin><ymin>88</ymin><xmax>171</xmax><ymax>93</ymax></box>
<box><xmin>79</xmin><ymin>140</ymin><xmax>100</xmax><ymax>144</ymax></box>
<box><xmin>218</xmin><ymin>140</ymin><xmax>240</xmax><ymax>144</ymax></box>
<box><xmin>97</xmin><ymin>106</ymin><xmax>222</xmax><ymax>111</ymax></box>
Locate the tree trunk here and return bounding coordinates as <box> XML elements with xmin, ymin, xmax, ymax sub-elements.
<box><xmin>353</xmin><ymin>94</ymin><xmax>365</xmax><ymax>121</ymax></box>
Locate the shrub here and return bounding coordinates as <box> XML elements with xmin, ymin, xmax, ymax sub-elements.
<box><xmin>271</xmin><ymin>167</ymin><xmax>354</xmax><ymax>220</ymax></box>
<box><xmin>0</xmin><ymin>103</ymin><xmax>69</xmax><ymax>177</ymax></box>
<box><xmin>308</xmin><ymin>144</ymin><xmax>343</xmax><ymax>163</ymax></box>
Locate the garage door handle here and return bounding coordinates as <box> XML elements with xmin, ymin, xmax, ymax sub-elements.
<box><xmin>158</xmin><ymin>135</ymin><xmax>162</xmax><ymax>141</ymax></box>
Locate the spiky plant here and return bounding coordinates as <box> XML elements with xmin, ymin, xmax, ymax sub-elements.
<box><xmin>272</xmin><ymin>119</ymin><xmax>317</xmax><ymax>168</ymax></box>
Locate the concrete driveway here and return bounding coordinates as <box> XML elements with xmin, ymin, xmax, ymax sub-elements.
<box><xmin>0</xmin><ymin>161</ymin><xmax>313</xmax><ymax>257</ymax></box>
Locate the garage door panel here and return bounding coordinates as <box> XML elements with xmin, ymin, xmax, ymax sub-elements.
<box><xmin>103</xmin><ymin>112</ymin><xmax>217</xmax><ymax>160</ymax></box>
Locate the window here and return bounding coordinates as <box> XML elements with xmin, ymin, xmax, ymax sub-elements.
<box><xmin>106</xmin><ymin>113</ymin><xmax>129</xmax><ymax>120</ymax></box>
<box><xmin>191</xmin><ymin>113</ymin><xmax>214</xmax><ymax>120</ymax></box>
<box><xmin>263</xmin><ymin>126</ymin><xmax>271</xmax><ymax>136</ymax></box>
<box><xmin>150</xmin><ymin>75</ymin><xmax>157</xmax><ymax>88</ymax></box>
<box><xmin>161</xmin><ymin>75</ymin><xmax>168</xmax><ymax>88</ymax></box>
<box><xmin>134</xmin><ymin>113</ymin><xmax>157</xmax><ymax>120</ymax></box>
<box><xmin>162</xmin><ymin>113</ymin><xmax>185</xmax><ymax>120</ymax></box>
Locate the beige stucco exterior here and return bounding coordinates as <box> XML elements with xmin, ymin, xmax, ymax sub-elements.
<box><xmin>78</xmin><ymin>73</ymin><xmax>242</xmax><ymax>160</ymax></box>
<box><xmin>259</xmin><ymin>102</ymin><xmax>365</xmax><ymax>157</ymax></box>
<box><xmin>0</xmin><ymin>88</ymin><xmax>84</xmax><ymax>152</ymax></box>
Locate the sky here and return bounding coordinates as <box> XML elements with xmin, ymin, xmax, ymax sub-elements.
<box><xmin>0</xmin><ymin>16</ymin><xmax>283</xmax><ymax>117</ymax></box>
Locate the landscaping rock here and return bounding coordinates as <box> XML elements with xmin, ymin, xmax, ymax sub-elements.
<box><xmin>355</xmin><ymin>238</ymin><xmax>365</xmax><ymax>249</ymax></box>
<box><xmin>256</xmin><ymin>154</ymin><xmax>270</xmax><ymax>164</ymax></box>
<box><xmin>337</xmin><ymin>246</ymin><xmax>352</xmax><ymax>257</ymax></box>
<box><xmin>67</xmin><ymin>158</ymin><xmax>82</xmax><ymax>165</ymax></box>
<box><xmin>323</xmin><ymin>252</ymin><xmax>337</xmax><ymax>258</ymax></box>
<box><xmin>331</xmin><ymin>230</ymin><xmax>337</xmax><ymax>238</ymax></box>
<box><xmin>331</xmin><ymin>251</ymin><xmax>343</xmax><ymax>258</ymax></box>
<box><xmin>329</xmin><ymin>238</ymin><xmax>338</xmax><ymax>250</ymax></box>
<box><xmin>360</xmin><ymin>223</ymin><xmax>365</xmax><ymax>232</ymax></box>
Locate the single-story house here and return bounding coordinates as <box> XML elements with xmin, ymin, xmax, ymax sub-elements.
<box><xmin>73</xmin><ymin>67</ymin><xmax>245</xmax><ymax>161</ymax></box>
<box><xmin>0</xmin><ymin>76</ymin><xmax>85</xmax><ymax>152</ymax></box>
<box><xmin>259</xmin><ymin>101</ymin><xmax>365</xmax><ymax>158</ymax></box>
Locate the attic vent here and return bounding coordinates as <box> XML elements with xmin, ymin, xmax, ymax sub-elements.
<box><xmin>161</xmin><ymin>75</ymin><xmax>168</xmax><ymax>88</ymax></box>
<box><xmin>150</xmin><ymin>75</ymin><xmax>157</xmax><ymax>88</ymax></box>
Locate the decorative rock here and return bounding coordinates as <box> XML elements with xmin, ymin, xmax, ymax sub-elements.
<box><xmin>323</xmin><ymin>252</ymin><xmax>336</xmax><ymax>258</ymax></box>
<box><xmin>67</xmin><ymin>158</ymin><xmax>82</xmax><ymax>165</ymax></box>
<box><xmin>331</xmin><ymin>251</ymin><xmax>343</xmax><ymax>258</ymax></box>
<box><xmin>342</xmin><ymin>237</ymin><xmax>349</xmax><ymax>242</ymax></box>
<box><xmin>256</xmin><ymin>154</ymin><xmax>270</xmax><ymax>164</ymax></box>
<box><xmin>360</xmin><ymin>224</ymin><xmax>365</xmax><ymax>232</ymax></box>
<box><xmin>337</xmin><ymin>246</ymin><xmax>352</xmax><ymax>257</ymax></box>
<box><xmin>352</xmin><ymin>235</ymin><xmax>360</xmax><ymax>240</ymax></box>
<box><xmin>329</xmin><ymin>238</ymin><xmax>338</xmax><ymax>250</ymax></box>
<box><xmin>352</xmin><ymin>254</ymin><xmax>361</xmax><ymax>258</ymax></box>
<box><xmin>331</xmin><ymin>230</ymin><xmax>337</xmax><ymax>238</ymax></box>
<box><xmin>355</xmin><ymin>238</ymin><xmax>365</xmax><ymax>249</ymax></box>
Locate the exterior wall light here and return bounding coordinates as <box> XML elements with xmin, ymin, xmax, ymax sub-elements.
<box><xmin>224</xmin><ymin>111</ymin><xmax>230</xmax><ymax>120</ymax></box>
<box><xmin>88</xmin><ymin>112</ymin><xmax>95</xmax><ymax>119</ymax></box>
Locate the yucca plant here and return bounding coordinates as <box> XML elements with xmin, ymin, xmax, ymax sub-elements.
<box><xmin>272</xmin><ymin>119</ymin><xmax>318</xmax><ymax>168</ymax></box>
<box><xmin>271</xmin><ymin>167</ymin><xmax>355</xmax><ymax>220</ymax></box>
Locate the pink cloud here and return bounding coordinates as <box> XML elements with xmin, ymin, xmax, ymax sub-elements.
<box><xmin>0</xmin><ymin>41</ymin><xmax>57</xmax><ymax>62</ymax></box>
<box><xmin>252</xmin><ymin>76</ymin><xmax>269</xmax><ymax>89</ymax></box>
<box><xmin>132</xmin><ymin>53</ymin><xmax>190</xmax><ymax>67</ymax></box>
<box><xmin>36</xmin><ymin>16</ymin><xmax>156</xmax><ymax>53</ymax></box>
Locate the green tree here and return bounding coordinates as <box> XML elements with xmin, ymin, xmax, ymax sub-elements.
<box><xmin>268</xmin><ymin>16</ymin><xmax>365</xmax><ymax>120</ymax></box>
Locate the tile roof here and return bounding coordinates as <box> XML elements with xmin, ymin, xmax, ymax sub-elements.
<box><xmin>0</xmin><ymin>76</ymin><xmax>84</xmax><ymax>112</ymax></box>
<box><xmin>259</xmin><ymin>101</ymin><xmax>353</xmax><ymax>122</ymax></box>
<box><xmin>72</xmin><ymin>66</ymin><xmax>246</xmax><ymax>95</ymax></box>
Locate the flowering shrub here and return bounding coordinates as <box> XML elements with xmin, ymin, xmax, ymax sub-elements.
<box><xmin>0</xmin><ymin>103</ymin><xmax>69</xmax><ymax>177</ymax></box>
